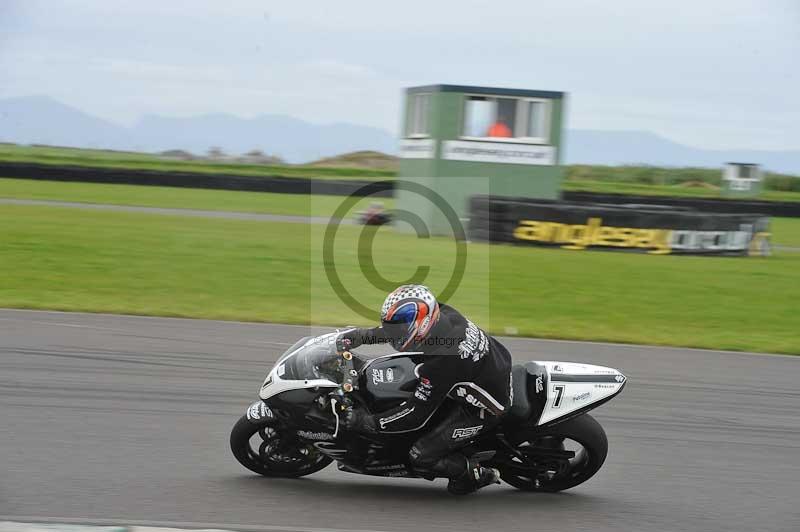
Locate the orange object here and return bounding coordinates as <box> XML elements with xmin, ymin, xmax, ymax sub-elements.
<box><xmin>487</xmin><ymin>121</ymin><xmax>513</xmax><ymax>137</ymax></box>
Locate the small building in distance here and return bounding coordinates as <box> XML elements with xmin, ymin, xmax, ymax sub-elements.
<box><xmin>722</xmin><ymin>162</ymin><xmax>763</xmax><ymax>198</ymax></box>
<box><xmin>396</xmin><ymin>84</ymin><xmax>566</xmax><ymax>236</ymax></box>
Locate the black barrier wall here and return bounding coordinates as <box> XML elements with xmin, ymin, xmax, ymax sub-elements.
<box><xmin>2</xmin><ymin>162</ymin><xmax>798</xmax><ymax>216</ymax></box>
<box><xmin>562</xmin><ymin>191</ymin><xmax>800</xmax><ymax>217</ymax></box>
<box><xmin>469</xmin><ymin>196</ymin><xmax>771</xmax><ymax>256</ymax></box>
<box><xmin>0</xmin><ymin>162</ymin><xmax>393</xmax><ymax>197</ymax></box>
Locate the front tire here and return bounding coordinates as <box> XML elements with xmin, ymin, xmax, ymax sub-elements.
<box><xmin>230</xmin><ymin>415</ymin><xmax>332</xmax><ymax>478</ymax></box>
<box><xmin>498</xmin><ymin>414</ymin><xmax>608</xmax><ymax>492</ymax></box>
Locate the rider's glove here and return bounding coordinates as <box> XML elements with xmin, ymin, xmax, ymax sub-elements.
<box><xmin>336</xmin><ymin>336</ymin><xmax>353</xmax><ymax>353</ymax></box>
<box><xmin>344</xmin><ymin>406</ymin><xmax>378</xmax><ymax>434</ymax></box>
<box><xmin>336</xmin><ymin>329</ymin><xmax>358</xmax><ymax>352</ymax></box>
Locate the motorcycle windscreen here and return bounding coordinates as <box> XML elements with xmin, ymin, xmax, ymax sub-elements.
<box><xmin>280</xmin><ymin>341</ymin><xmax>344</xmax><ymax>383</ymax></box>
<box><xmin>259</xmin><ymin>334</ymin><xmax>341</xmax><ymax>401</ymax></box>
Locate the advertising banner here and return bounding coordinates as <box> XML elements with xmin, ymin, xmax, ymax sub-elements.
<box><xmin>442</xmin><ymin>141</ymin><xmax>555</xmax><ymax>165</ymax></box>
<box><xmin>469</xmin><ymin>197</ymin><xmax>771</xmax><ymax>256</ymax></box>
<box><xmin>399</xmin><ymin>139</ymin><xmax>436</xmax><ymax>159</ymax></box>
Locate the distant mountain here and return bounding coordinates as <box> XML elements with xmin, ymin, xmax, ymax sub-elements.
<box><xmin>0</xmin><ymin>96</ymin><xmax>397</xmax><ymax>163</ymax></box>
<box><xmin>0</xmin><ymin>95</ymin><xmax>134</xmax><ymax>149</ymax></box>
<box><xmin>1</xmin><ymin>95</ymin><xmax>798</xmax><ymax>173</ymax></box>
<box><xmin>564</xmin><ymin>130</ymin><xmax>800</xmax><ymax>174</ymax></box>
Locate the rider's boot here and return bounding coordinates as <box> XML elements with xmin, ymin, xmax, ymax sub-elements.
<box><xmin>446</xmin><ymin>461</ymin><xmax>501</xmax><ymax>495</ymax></box>
<box><xmin>426</xmin><ymin>453</ymin><xmax>500</xmax><ymax>495</ymax></box>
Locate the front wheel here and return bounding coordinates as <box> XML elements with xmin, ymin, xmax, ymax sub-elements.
<box><xmin>496</xmin><ymin>413</ymin><xmax>608</xmax><ymax>492</ymax></box>
<box><xmin>229</xmin><ymin>415</ymin><xmax>332</xmax><ymax>477</ymax></box>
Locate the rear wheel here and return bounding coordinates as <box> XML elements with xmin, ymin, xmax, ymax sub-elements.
<box><xmin>229</xmin><ymin>415</ymin><xmax>332</xmax><ymax>477</ymax></box>
<box><xmin>497</xmin><ymin>414</ymin><xmax>608</xmax><ymax>492</ymax></box>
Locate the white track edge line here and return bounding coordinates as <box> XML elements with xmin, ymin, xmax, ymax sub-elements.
<box><xmin>0</xmin><ymin>517</ymin><xmax>389</xmax><ymax>532</ymax></box>
<box><xmin>0</xmin><ymin>307</ymin><xmax>796</xmax><ymax>359</ymax></box>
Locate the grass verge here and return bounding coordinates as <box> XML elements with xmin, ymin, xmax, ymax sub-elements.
<box><xmin>1</xmin><ymin>204</ymin><xmax>797</xmax><ymax>354</ymax></box>
<box><xmin>1</xmin><ymin>177</ymin><xmax>796</xmax><ymax>245</ymax></box>
<box><xmin>771</xmin><ymin>218</ymin><xmax>800</xmax><ymax>248</ymax></box>
<box><xmin>0</xmin><ymin>178</ymin><xmax>391</xmax><ymax>217</ymax></box>
<box><xmin>0</xmin><ymin>145</ymin><xmax>392</xmax><ymax>181</ymax></box>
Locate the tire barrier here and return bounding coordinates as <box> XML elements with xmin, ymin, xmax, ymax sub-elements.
<box><xmin>469</xmin><ymin>195</ymin><xmax>771</xmax><ymax>256</ymax></box>
<box><xmin>0</xmin><ymin>162</ymin><xmax>393</xmax><ymax>197</ymax></box>
<box><xmin>563</xmin><ymin>191</ymin><xmax>800</xmax><ymax>218</ymax></box>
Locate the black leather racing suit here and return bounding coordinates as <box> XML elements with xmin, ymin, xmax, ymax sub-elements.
<box><xmin>342</xmin><ymin>304</ymin><xmax>513</xmax><ymax>478</ymax></box>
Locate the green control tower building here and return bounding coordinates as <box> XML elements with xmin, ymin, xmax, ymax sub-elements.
<box><xmin>396</xmin><ymin>84</ymin><xmax>566</xmax><ymax>236</ymax></box>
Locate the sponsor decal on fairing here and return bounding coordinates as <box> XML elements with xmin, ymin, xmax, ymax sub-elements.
<box><xmin>297</xmin><ymin>430</ymin><xmax>334</xmax><ymax>441</ymax></box>
<box><xmin>572</xmin><ymin>391</ymin><xmax>591</xmax><ymax>402</ymax></box>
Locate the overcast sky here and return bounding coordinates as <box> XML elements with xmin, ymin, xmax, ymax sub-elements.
<box><xmin>1</xmin><ymin>0</ymin><xmax>798</xmax><ymax>150</ymax></box>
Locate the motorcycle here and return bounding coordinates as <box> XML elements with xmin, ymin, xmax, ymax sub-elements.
<box><xmin>230</xmin><ymin>332</ymin><xmax>626</xmax><ymax>492</ymax></box>
<box><xmin>357</xmin><ymin>210</ymin><xmax>391</xmax><ymax>226</ymax></box>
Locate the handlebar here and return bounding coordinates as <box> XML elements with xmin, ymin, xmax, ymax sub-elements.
<box><xmin>330</xmin><ymin>350</ymin><xmax>358</xmax><ymax>437</ymax></box>
<box><xmin>339</xmin><ymin>350</ymin><xmax>359</xmax><ymax>392</ymax></box>
<box><xmin>328</xmin><ymin>349</ymin><xmax>358</xmax><ymax>410</ymax></box>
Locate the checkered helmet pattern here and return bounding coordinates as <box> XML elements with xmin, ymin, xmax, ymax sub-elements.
<box><xmin>381</xmin><ymin>284</ymin><xmax>436</xmax><ymax>320</ymax></box>
<box><xmin>380</xmin><ymin>284</ymin><xmax>440</xmax><ymax>350</ymax></box>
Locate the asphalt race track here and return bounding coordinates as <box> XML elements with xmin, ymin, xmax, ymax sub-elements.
<box><xmin>0</xmin><ymin>199</ymin><xmax>352</xmax><ymax>225</ymax></box>
<box><xmin>1</xmin><ymin>309</ymin><xmax>798</xmax><ymax>532</ymax></box>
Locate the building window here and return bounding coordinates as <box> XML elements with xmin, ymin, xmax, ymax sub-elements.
<box><xmin>462</xmin><ymin>95</ymin><xmax>550</xmax><ymax>143</ymax></box>
<box><xmin>463</xmin><ymin>97</ymin><xmax>493</xmax><ymax>137</ymax></box>
<box><xmin>406</xmin><ymin>93</ymin><xmax>430</xmax><ymax>137</ymax></box>
<box><xmin>525</xmin><ymin>101</ymin><xmax>547</xmax><ymax>140</ymax></box>
<box><xmin>738</xmin><ymin>165</ymin><xmax>753</xmax><ymax>179</ymax></box>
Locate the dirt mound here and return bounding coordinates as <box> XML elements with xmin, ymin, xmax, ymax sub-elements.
<box><xmin>308</xmin><ymin>150</ymin><xmax>398</xmax><ymax>170</ymax></box>
<box><xmin>678</xmin><ymin>180</ymin><xmax>720</xmax><ymax>189</ymax></box>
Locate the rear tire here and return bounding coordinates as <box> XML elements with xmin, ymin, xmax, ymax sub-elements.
<box><xmin>499</xmin><ymin>414</ymin><xmax>608</xmax><ymax>492</ymax></box>
<box><xmin>230</xmin><ymin>415</ymin><xmax>332</xmax><ymax>478</ymax></box>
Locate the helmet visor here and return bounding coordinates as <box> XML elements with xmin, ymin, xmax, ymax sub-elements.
<box><xmin>382</xmin><ymin>302</ymin><xmax>417</xmax><ymax>349</ymax></box>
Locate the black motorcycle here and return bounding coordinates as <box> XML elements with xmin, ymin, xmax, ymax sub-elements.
<box><xmin>230</xmin><ymin>332</ymin><xmax>626</xmax><ymax>492</ymax></box>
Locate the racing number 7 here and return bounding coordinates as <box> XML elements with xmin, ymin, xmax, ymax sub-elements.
<box><xmin>553</xmin><ymin>385</ymin><xmax>565</xmax><ymax>408</ymax></box>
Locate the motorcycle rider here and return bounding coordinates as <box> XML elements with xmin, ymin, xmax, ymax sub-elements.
<box><xmin>337</xmin><ymin>284</ymin><xmax>513</xmax><ymax>495</ymax></box>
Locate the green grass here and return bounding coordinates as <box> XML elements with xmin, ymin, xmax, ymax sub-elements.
<box><xmin>0</xmin><ymin>144</ymin><xmax>393</xmax><ymax>181</ymax></box>
<box><xmin>0</xmin><ymin>178</ymin><xmax>392</xmax><ymax>217</ymax></box>
<box><xmin>771</xmin><ymin>218</ymin><xmax>800</xmax><ymax>248</ymax></box>
<box><xmin>1</xmin><ymin>177</ymin><xmax>797</xmax><ymax>246</ymax></box>
<box><xmin>1</xmin><ymin>204</ymin><xmax>797</xmax><ymax>354</ymax></box>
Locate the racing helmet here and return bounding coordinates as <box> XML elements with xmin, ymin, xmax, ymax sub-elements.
<box><xmin>380</xmin><ymin>284</ymin><xmax>440</xmax><ymax>351</ymax></box>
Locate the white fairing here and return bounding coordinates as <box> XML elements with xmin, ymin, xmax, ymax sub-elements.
<box><xmin>536</xmin><ymin>361</ymin><xmax>626</xmax><ymax>426</ymax></box>
<box><xmin>256</xmin><ymin>333</ymin><xmax>626</xmax><ymax>425</ymax></box>
<box><xmin>258</xmin><ymin>334</ymin><xmax>338</xmax><ymax>401</ymax></box>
